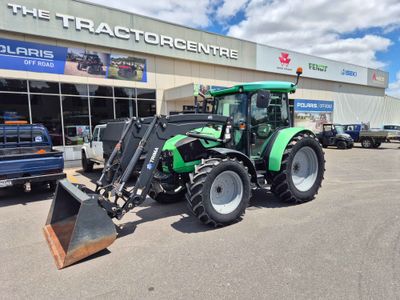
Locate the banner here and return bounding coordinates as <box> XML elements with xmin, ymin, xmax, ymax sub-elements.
<box><xmin>0</xmin><ymin>38</ymin><xmax>147</xmax><ymax>82</ymax></box>
<box><xmin>0</xmin><ymin>38</ymin><xmax>67</xmax><ymax>74</ymax></box>
<box><xmin>294</xmin><ymin>99</ymin><xmax>334</xmax><ymax>132</ymax></box>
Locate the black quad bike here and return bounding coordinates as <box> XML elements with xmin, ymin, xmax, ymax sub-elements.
<box><xmin>43</xmin><ymin>68</ymin><xmax>326</xmax><ymax>269</ymax></box>
<box><xmin>317</xmin><ymin>124</ymin><xmax>354</xmax><ymax>149</ymax></box>
<box><xmin>77</xmin><ymin>54</ymin><xmax>104</xmax><ymax>75</ymax></box>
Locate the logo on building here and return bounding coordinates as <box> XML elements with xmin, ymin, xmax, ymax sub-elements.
<box><xmin>277</xmin><ymin>52</ymin><xmax>292</xmax><ymax>71</ymax></box>
<box><xmin>279</xmin><ymin>53</ymin><xmax>291</xmax><ymax>67</ymax></box>
<box><xmin>372</xmin><ymin>72</ymin><xmax>385</xmax><ymax>83</ymax></box>
<box><xmin>309</xmin><ymin>63</ymin><xmax>328</xmax><ymax>72</ymax></box>
<box><xmin>341</xmin><ymin>69</ymin><xmax>357</xmax><ymax>77</ymax></box>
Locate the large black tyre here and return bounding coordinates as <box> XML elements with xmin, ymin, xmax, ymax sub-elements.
<box><xmin>271</xmin><ymin>132</ymin><xmax>325</xmax><ymax>204</ymax></box>
<box><xmin>336</xmin><ymin>140</ymin><xmax>347</xmax><ymax>149</ymax></box>
<box><xmin>373</xmin><ymin>141</ymin><xmax>381</xmax><ymax>148</ymax></box>
<box><xmin>81</xmin><ymin>152</ymin><xmax>94</xmax><ymax>172</ymax></box>
<box><xmin>186</xmin><ymin>157</ymin><xmax>251</xmax><ymax>227</ymax></box>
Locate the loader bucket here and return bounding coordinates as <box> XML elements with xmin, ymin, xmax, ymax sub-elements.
<box><xmin>43</xmin><ymin>179</ymin><xmax>117</xmax><ymax>269</ymax></box>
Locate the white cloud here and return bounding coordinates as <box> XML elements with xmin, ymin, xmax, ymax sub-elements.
<box><xmin>387</xmin><ymin>72</ymin><xmax>400</xmax><ymax>97</ymax></box>
<box><xmin>216</xmin><ymin>0</ymin><xmax>249</xmax><ymax>19</ymax></box>
<box><xmin>84</xmin><ymin>0</ymin><xmax>215</xmax><ymax>28</ymax></box>
<box><xmin>227</xmin><ymin>0</ymin><xmax>400</xmax><ymax>68</ymax></box>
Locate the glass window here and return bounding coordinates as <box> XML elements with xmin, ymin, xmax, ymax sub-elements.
<box><xmin>89</xmin><ymin>85</ymin><xmax>113</xmax><ymax>97</ymax></box>
<box><xmin>92</xmin><ymin>127</ymin><xmax>99</xmax><ymax>141</ymax></box>
<box><xmin>90</xmin><ymin>98</ymin><xmax>114</xmax><ymax>128</ymax></box>
<box><xmin>115</xmin><ymin>98</ymin><xmax>136</xmax><ymax>118</ymax></box>
<box><xmin>137</xmin><ymin>89</ymin><xmax>156</xmax><ymax>99</ymax></box>
<box><xmin>0</xmin><ymin>93</ymin><xmax>29</xmax><ymax>124</ymax></box>
<box><xmin>29</xmin><ymin>81</ymin><xmax>60</xmax><ymax>94</ymax></box>
<box><xmin>30</xmin><ymin>95</ymin><xmax>63</xmax><ymax>146</ymax></box>
<box><xmin>0</xmin><ymin>78</ymin><xmax>27</xmax><ymax>92</ymax></box>
<box><xmin>137</xmin><ymin>100</ymin><xmax>156</xmax><ymax>117</ymax></box>
<box><xmin>5</xmin><ymin>130</ymin><xmax>18</xmax><ymax>143</ymax></box>
<box><xmin>62</xmin><ymin>96</ymin><xmax>90</xmax><ymax>145</ymax></box>
<box><xmin>114</xmin><ymin>87</ymin><xmax>136</xmax><ymax>98</ymax></box>
<box><xmin>19</xmin><ymin>129</ymin><xmax>33</xmax><ymax>143</ymax></box>
<box><xmin>61</xmin><ymin>83</ymin><xmax>88</xmax><ymax>96</ymax></box>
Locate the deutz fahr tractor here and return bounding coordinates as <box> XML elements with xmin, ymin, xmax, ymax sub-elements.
<box><xmin>43</xmin><ymin>68</ymin><xmax>325</xmax><ymax>269</ymax></box>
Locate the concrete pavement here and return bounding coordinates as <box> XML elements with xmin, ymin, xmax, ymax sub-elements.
<box><xmin>0</xmin><ymin>143</ymin><xmax>399</xmax><ymax>299</ymax></box>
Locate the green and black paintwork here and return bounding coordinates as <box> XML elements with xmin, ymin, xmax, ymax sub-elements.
<box><xmin>44</xmin><ymin>73</ymin><xmax>326</xmax><ymax>269</ymax></box>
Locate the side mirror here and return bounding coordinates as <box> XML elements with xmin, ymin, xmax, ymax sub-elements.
<box><xmin>256</xmin><ymin>90</ymin><xmax>271</xmax><ymax>108</ymax></box>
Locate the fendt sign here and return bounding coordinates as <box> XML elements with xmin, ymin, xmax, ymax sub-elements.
<box><xmin>6</xmin><ymin>3</ymin><xmax>239</xmax><ymax>60</ymax></box>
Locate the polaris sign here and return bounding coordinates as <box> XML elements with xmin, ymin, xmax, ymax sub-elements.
<box><xmin>7</xmin><ymin>3</ymin><xmax>239</xmax><ymax>60</ymax></box>
<box><xmin>0</xmin><ymin>38</ymin><xmax>67</xmax><ymax>73</ymax></box>
<box><xmin>294</xmin><ymin>99</ymin><xmax>334</xmax><ymax>112</ymax></box>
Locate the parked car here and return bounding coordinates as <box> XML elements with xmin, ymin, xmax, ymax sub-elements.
<box><xmin>383</xmin><ymin>125</ymin><xmax>400</xmax><ymax>141</ymax></box>
<box><xmin>344</xmin><ymin>124</ymin><xmax>388</xmax><ymax>148</ymax></box>
<box><xmin>81</xmin><ymin>124</ymin><xmax>106</xmax><ymax>172</ymax></box>
<box><xmin>0</xmin><ymin>124</ymin><xmax>65</xmax><ymax>191</ymax></box>
<box><xmin>317</xmin><ymin>123</ymin><xmax>354</xmax><ymax>149</ymax></box>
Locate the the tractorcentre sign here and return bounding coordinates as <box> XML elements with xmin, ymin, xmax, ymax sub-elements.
<box><xmin>0</xmin><ymin>0</ymin><xmax>389</xmax><ymax>88</ymax></box>
<box><xmin>6</xmin><ymin>2</ymin><xmax>239</xmax><ymax>60</ymax></box>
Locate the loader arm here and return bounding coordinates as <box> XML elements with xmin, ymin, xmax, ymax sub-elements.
<box><xmin>98</xmin><ymin>114</ymin><xmax>232</xmax><ymax>220</ymax></box>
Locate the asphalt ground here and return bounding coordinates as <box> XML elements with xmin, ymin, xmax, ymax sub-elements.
<box><xmin>0</xmin><ymin>143</ymin><xmax>400</xmax><ymax>299</ymax></box>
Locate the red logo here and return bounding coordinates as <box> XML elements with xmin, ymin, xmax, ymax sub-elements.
<box><xmin>279</xmin><ymin>52</ymin><xmax>291</xmax><ymax>67</ymax></box>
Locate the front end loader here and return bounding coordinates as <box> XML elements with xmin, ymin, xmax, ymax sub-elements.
<box><xmin>44</xmin><ymin>68</ymin><xmax>326</xmax><ymax>269</ymax></box>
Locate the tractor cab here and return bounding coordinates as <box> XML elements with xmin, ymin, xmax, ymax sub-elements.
<box><xmin>209</xmin><ymin>82</ymin><xmax>295</xmax><ymax>159</ymax></box>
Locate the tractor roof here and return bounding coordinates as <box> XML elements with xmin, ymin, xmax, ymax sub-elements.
<box><xmin>209</xmin><ymin>81</ymin><xmax>296</xmax><ymax>97</ymax></box>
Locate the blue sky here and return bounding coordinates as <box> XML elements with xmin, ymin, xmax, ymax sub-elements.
<box><xmin>88</xmin><ymin>0</ymin><xmax>400</xmax><ymax>96</ymax></box>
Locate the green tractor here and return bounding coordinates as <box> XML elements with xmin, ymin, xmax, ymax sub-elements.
<box><xmin>43</xmin><ymin>68</ymin><xmax>325</xmax><ymax>269</ymax></box>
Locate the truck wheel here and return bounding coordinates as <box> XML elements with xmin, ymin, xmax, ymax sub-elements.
<box><xmin>373</xmin><ymin>142</ymin><xmax>381</xmax><ymax>148</ymax></box>
<box><xmin>337</xmin><ymin>141</ymin><xmax>347</xmax><ymax>149</ymax></box>
<box><xmin>361</xmin><ymin>138</ymin><xmax>373</xmax><ymax>148</ymax></box>
<box><xmin>271</xmin><ymin>132</ymin><xmax>325</xmax><ymax>204</ymax></box>
<box><xmin>81</xmin><ymin>152</ymin><xmax>94</xmax><ymax>172</ymax></box>
<box><xmin>186</xmin><ymin>157</ymin><xmax>251</xmax><ymax>227</ymax></box>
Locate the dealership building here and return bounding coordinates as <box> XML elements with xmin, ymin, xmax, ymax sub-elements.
<box><xmin>0</xmin><ymin>0</ymin><xmax>399</xmax><ymax>160</ymax></box>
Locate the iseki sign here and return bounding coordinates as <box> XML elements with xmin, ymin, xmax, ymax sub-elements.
<box><xmin>7</xmin><ymin>3</ymin><xmax>239</xmax><ymax>60</ymax></box>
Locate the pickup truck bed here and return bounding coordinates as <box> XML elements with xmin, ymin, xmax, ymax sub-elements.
<box><xmin>0</xmin><ymin>124</ymin><xmax>65</xmax><ymax>189</ymax></box>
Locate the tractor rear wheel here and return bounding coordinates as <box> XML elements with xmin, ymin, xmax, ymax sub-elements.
<box><xmin>186</xmin><ymin>157</ymin><xmax>251</xmax><ymax>227</ymax></box>
<box><xmin>271</xmin><ymin>132</ymin><xmax>325</xmax><ymax>204</ymax></box>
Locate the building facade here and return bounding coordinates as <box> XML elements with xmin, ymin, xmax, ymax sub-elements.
<box><xmin>0</xmin><ymin>0</ymin><xmax>397</xmax><ymax>160</ymax></box>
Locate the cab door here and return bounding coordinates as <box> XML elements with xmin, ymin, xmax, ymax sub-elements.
<box><xmin>92</xmin><ymin>127</ymin><xmax>104</xmax><ymax>161</ymax></box>
<box><xmin>249</xmin><ymin>92</ymin><xmax>289</xmax><ymax>158</ymax></box>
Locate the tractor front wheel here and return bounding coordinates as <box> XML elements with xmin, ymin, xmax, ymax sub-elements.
<box><xmin>186</xmin><ymin>158</ymin><xmax>251</xmax><ymax>227</ymax></box>
<box><xmin>271</xmin><ymin>132</ymin><xmax>325</xmax><ymax>204</ymax></box>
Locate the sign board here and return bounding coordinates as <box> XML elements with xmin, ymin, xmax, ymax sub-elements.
<box><xmin>0</xmin><ymin>38</ymin><xmax>147</xmax><ymax>82</ymax></box>
<box><xmin>367</xmin><ymin>68</ymin><xmax>388</xmax><ymax>88</ymax></box>
<box><xmin>0</xmin><ymin>0</ymin><xmax>389</xmax><ymax>88</ymax></box>
<box><xmin>256</xmin><ymin>45</ymin><xmax>375</xmax><ymax>86</ymax></box>
<box><xmin>294</xmin><ymin>99</ymin><xmax>334</xmax><ymax>132</ymax></box>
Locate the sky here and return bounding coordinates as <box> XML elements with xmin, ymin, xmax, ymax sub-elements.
<box><xmin>86</xmin><ymin>0</ymin><xmax>400</xmax><ymax>97</ymax></box>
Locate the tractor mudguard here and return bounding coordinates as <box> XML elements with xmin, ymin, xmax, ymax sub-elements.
<box><xmin>265</xmin><ymin>127</ymin><xmax>314</xmax><ymax>172</ymax></box>
<box><xmin>207</xmin><ymin>148</ymin><xmax>258</xmax><ymax>184</ymax></box>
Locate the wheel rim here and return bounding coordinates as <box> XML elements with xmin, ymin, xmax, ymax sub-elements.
<box><xmin>363</xmin><ymin>139</ymin><xmax>371</xmax><ymax>147</ymax></box>
<box><xmin>291</xmin><ymin>146</ymin><xmax>319</xmax><ymax>192</ymax></box>
<box><xmin>210</xmin><ymin>170</ymin><xmax>243</xmax><ymax>214</ymax></box>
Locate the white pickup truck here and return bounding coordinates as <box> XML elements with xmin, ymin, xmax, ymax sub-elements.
<box><xmin>81</xmin><ymin>124</ymin><xmax>106</xmax><ymax>171</ymax></box>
